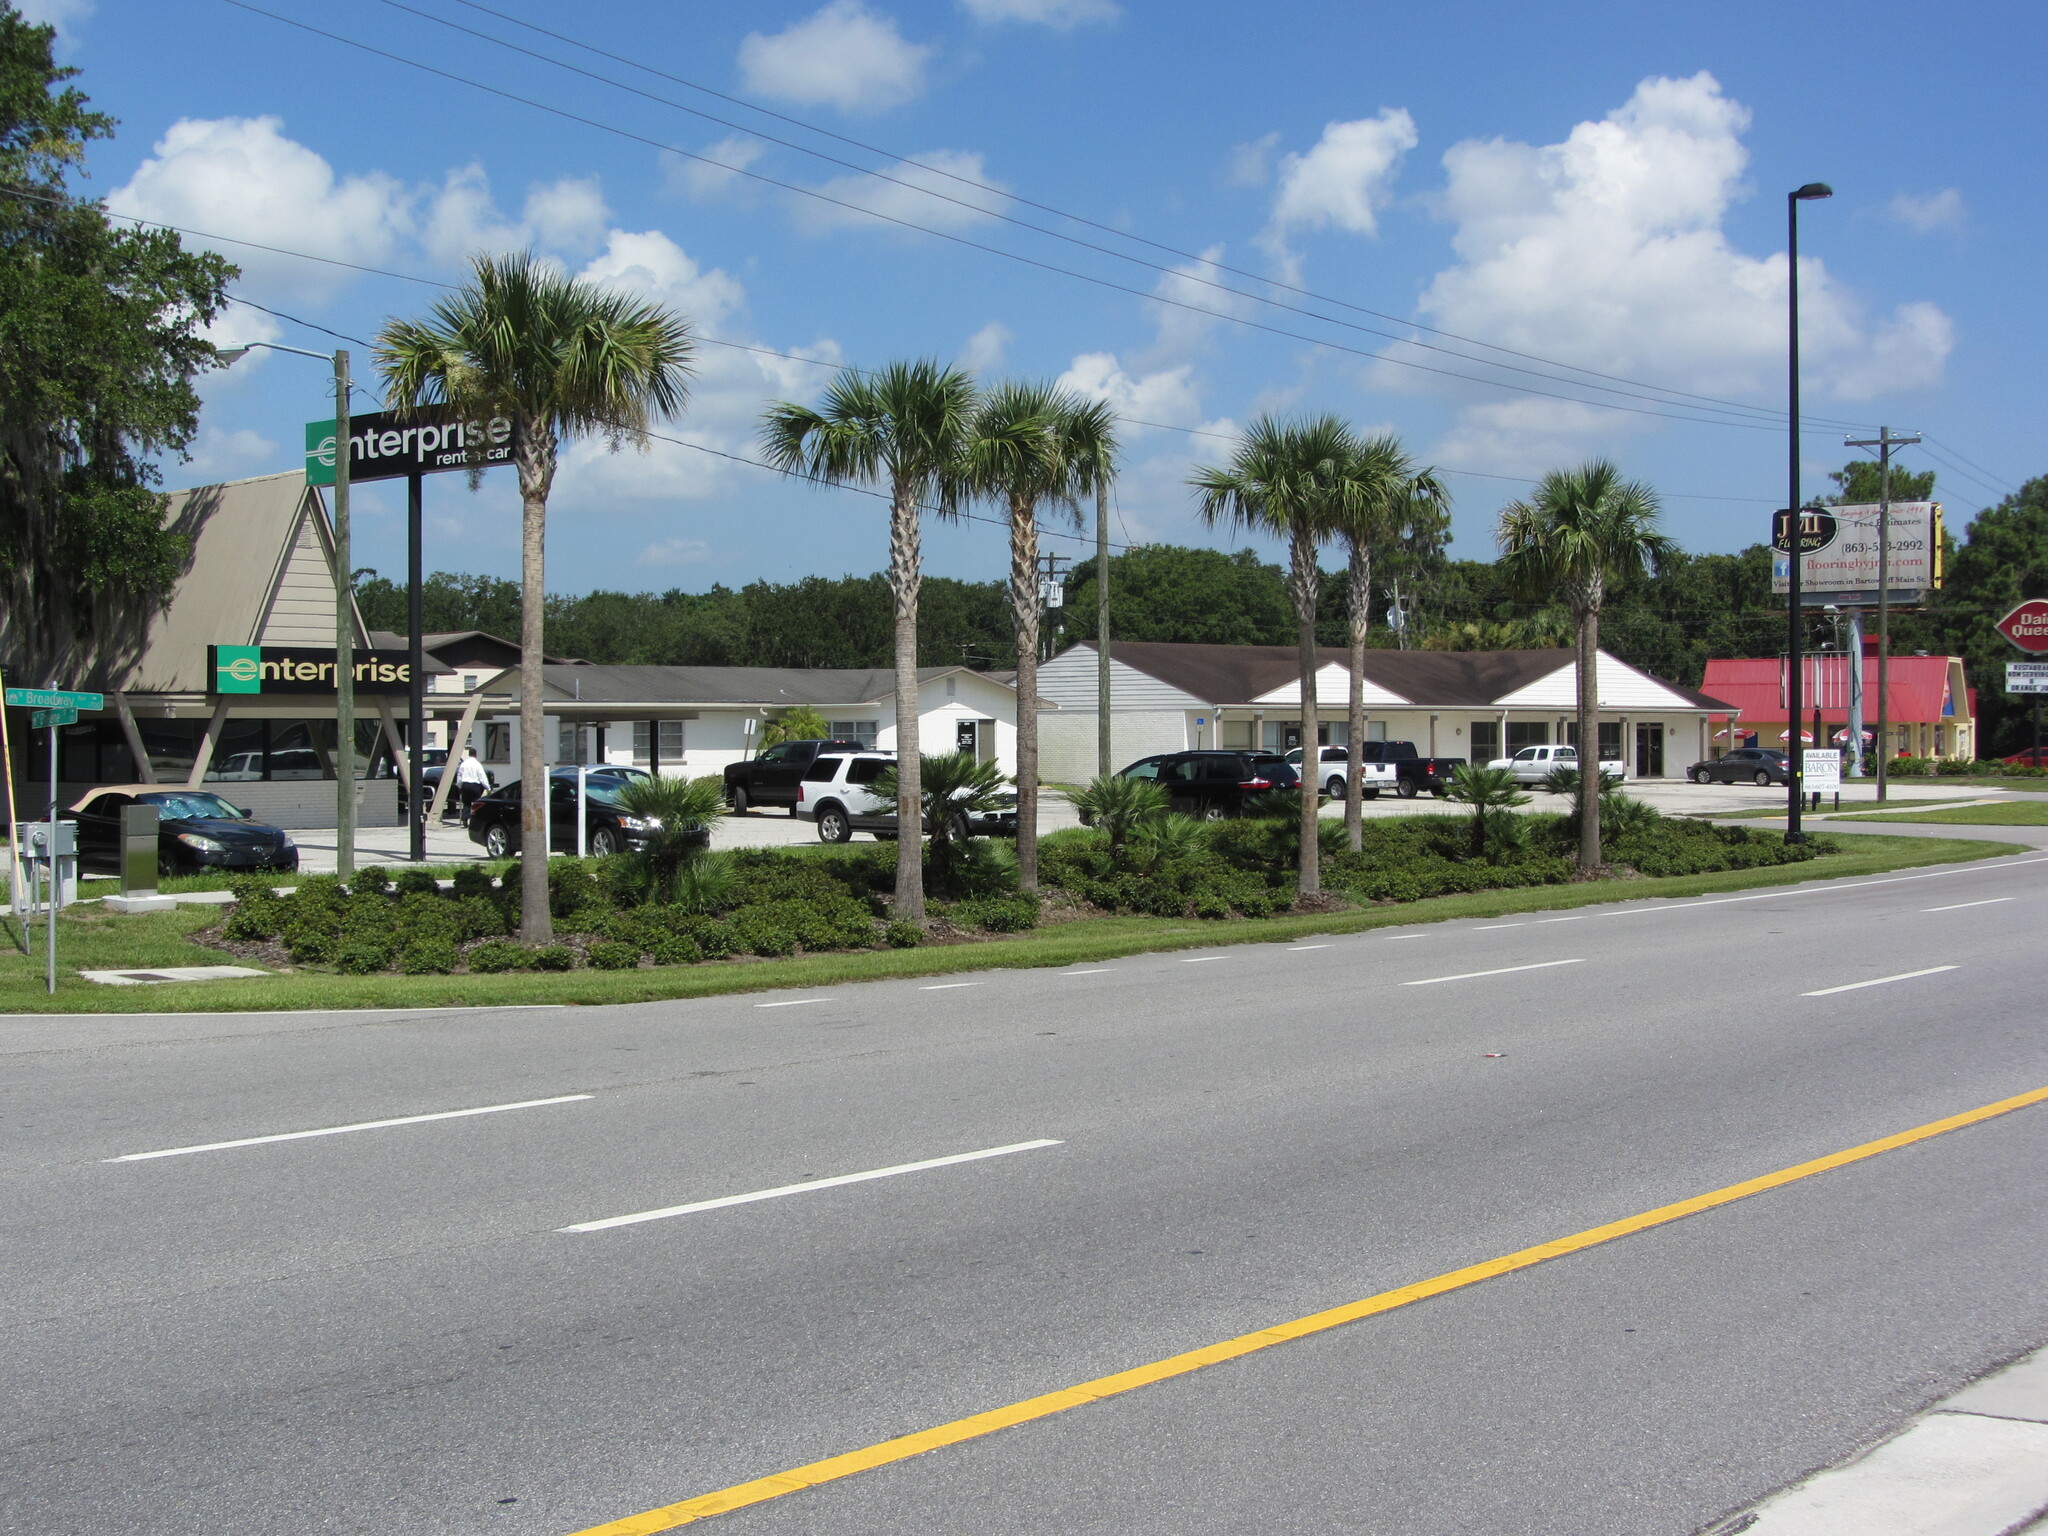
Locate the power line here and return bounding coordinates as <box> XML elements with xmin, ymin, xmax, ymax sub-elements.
<box><xmin>432</xmin><ymin>0</ymin><xmax>1878</xmax><ymax>435</ymax></box>
<box><xmin>220</xmin><ymin>0</ymin><xmax>1846</xmax><ymax>436</ymax></box>
<box><xmin>1921</xmin><ymin>435</ymin><xmax>2019</xmax><ymax>497</ymax></box>
<box><xmin>368</xmin><ymin>0</ymin><xmax>1848</xmax><ymax>436</ymax></box>
<box><xmin>0</xmin><ymin>185</ymin><xmax>1887</xmax><ymax>511</ymax></box>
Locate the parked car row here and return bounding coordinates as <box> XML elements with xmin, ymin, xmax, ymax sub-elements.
<box><xmin>1111</xmin><ymin>751</ymin><xmax>1302</xmax><ymax>819</ymax></box>
<box><xmin>463</xmin><ymin>766</ymin><xmax>680</xmax><ymax>859</ymax></box>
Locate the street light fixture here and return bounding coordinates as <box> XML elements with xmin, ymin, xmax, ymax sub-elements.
<box><xmin>218</xmin><ymin>340</ymin><xmax>356</xmax><ymax>877</ymax></box>
<box><xmin>1784</xmin><ymin>181</ymin><xmax>1832</xmax><ymax>842</ymax></box>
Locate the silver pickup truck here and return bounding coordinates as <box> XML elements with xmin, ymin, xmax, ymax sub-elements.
<box><xmin>1487</xmin><ymin>744</ymin><xmax>1627</xmax><ymax>785</ymax></box>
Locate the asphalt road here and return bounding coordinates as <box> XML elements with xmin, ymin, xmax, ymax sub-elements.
<box><xmin>6</xmin><ymin>828</ymin><xmax>2048</xmax><ymax>1535</ymax></box>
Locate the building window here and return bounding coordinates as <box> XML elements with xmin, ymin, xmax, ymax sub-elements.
<box><xmin>558</xmin><ymin>720</ymin><xmax>594</xmax><ymax>764</ymax></box>
<box><xmin>483</xmin><ymin>723</ymin><xmax>510</xmax><ymax>763</ymax></box>
<box><xmin>462</xmin><ymin>673</ymin><xmax>479</xmax><ymax>693</ymax></box>
<box><xmin>632</xmin><ymin>720</ymin><xmax>685</xmax><ymax>761</ymax></box>
<box><xmin>1505</xmin><ymin>721</ymin><xmax>1550</xmax><ymax>752</ymax></box>
<box><xmin>829</xmin><ymin>720</ymin><xmax>878</xmax><ymax>748</ymax></box>
<box><xmin>1471</xmin><ymin>721</ymin><xmax>1499</xmax><ymax>764</ymax></box>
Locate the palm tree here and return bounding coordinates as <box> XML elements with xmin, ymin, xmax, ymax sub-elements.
<box><xmin>1444</xmin><ymin>764</ymin><xmax>1530</xmax><ymax>861</ymax></box>
<box><xmin>962</xmin><ymin>381</ymin><xmax>1117</xmax><ymax>893</ymax></box>
<box><xmin>1496</xmin><ymin>460</ymin><xmax>1674</xmax><ymax>869</ymax></box>
<box><xmin>613</xmin><ymin>773</ymin><xmax>726</xmax><ymax>903</ymax></box>
<box><xmin>760</xmin><ymin>360</ymin><xmax>977</xmax><ymax>922</ymax></box>
<box><xmin>872</xmin><ymin>749</ymin><xmax>1012</xmax><ymax>897</ymax></box>
<box><xmin>1192</xmin><ymin>415</ymin><xmax>1369</xmax><ymax>899</ymax></box>
<box><xmin>377</xmin><ymin>252</ymin><xmax>694</xmax><ymax>942</ymax></box>
<box><xmin>1325</xmin><ymin>435</ymin><xmax>1448</xmax><ymax>853</ymax></box>
<box><xmin>1071</xmin><ymin>773</ymin><xmax>1170</xmax><ymax>850</ymax></box>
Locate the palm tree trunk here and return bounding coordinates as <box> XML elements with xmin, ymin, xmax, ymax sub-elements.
<box><xmin>1288</xmin><ymin>528</ymin><xmax>1321</xmax><ymax>898</ymax></box>
<box><xmin>1345</xmin><ymin>539</ymin><xmax>1370</xmax><ymax>854</ymax></box>
<box><xmin>1577</xmin><ymin>606</ymin><xmax>1601</xmax><ymax>869</ymax></box>
<box><xmin>516</xmin><ymin>447</ymin><xmax>553</xmax><ymax>942</ymax></box>
<box><xmin>889</xmin><ymin>477</ymin><xmax>925</xmax><ymax>921</ymax></box>
<box><xmin>1008</xmin><ymin>492</ymin><xmax>1040</xmax><ymax>892</ymax></box>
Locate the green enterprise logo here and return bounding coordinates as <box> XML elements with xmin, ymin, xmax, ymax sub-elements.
<box><xmin>216</xmin><ymin>644</ymin><xmax>262</xmax><ymax>694</ymax></box>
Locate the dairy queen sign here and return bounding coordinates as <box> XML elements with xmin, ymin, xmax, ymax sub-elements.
<box><xmin>1995</xmin><ymin>600</ymin><xmax>2048</xmax><ymax>655</ymax></box>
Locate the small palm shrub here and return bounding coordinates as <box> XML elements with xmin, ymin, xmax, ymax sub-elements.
<box><xmin>1070</xmin><ymin>775</ymin><xmax>1170</xmax><ymax>847</ymax></box>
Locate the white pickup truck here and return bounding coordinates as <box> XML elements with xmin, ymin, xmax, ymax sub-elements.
<box><xmin>1487</xmin><ymin>744</ymin><xmax>1628</xmax><ymax>786</ymax></box>
<box><xmin>1284</xmin><ymin>744</ymin><xmax>1401</xmax><ymax>801</ymax></box>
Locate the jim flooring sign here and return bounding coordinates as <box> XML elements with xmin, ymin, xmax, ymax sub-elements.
<box><xmin>304</xmin><ymin>405</ymin><xmax>519</xmax><ymax>486</ymax></box>
<box><xmin>1772</xmin><ymin>502</ymin><xmax>1943</xmax><ymax>604</ymax></box>
<box><xmin>210</xmin><ymin>645</ymin><xmax>413</xmax><ymax>696</ymax></box>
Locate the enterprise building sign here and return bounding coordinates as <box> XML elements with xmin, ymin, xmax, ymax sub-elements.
<box><xmin>210</xmin><ymin>645</ymin><xmax>413</xmax><ymax>696</ymax></box>
<box><xmin>304</xmin><ymin>405</ymin><xmax>517</xmax><ymax>486</ymax></box>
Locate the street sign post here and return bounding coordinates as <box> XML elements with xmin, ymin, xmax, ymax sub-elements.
<box><xmin>29</xmin><ymin>708</ymin><xmax>76</xmax><ymax>729</ymax></box>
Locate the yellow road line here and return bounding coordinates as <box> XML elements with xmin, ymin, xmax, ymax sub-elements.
<box><xmin>566</xmin><ymin>1082</ymin><xmax>2048</xmax><ymax>1535</ymax></box>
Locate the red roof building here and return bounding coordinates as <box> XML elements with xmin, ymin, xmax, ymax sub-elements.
<box><xmin>1699</xmin><ymin>653</ymin><xmax>1973</xmax><ymax>759</ymax></box>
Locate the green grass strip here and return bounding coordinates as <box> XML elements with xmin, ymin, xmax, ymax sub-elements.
<box><xmin>1828</xmin><ymin>802</ymin><xmax>2048</xmax><ymax>826</ymax></box>
<box><xmin>0</xmin><ymin>833</ymin><xmax>2014</xmax><ymax>1016</ymax></box>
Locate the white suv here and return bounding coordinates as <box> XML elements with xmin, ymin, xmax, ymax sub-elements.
<box><xmin>795</xmin><ymin>751</ymin><xmax>1021</xmax><ymax>843</ymax></box>
<box><xmin>795</xmin><ymin>751</ymin><xmax>896</xmax><ymax>842</ymax></box>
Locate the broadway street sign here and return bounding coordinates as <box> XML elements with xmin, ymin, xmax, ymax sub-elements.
<box><xmin>305</xmin><ymin>405</ymin><xmax>519</xmax><ymax>486</ymax></box>
<box><xmin>4</xmin><ymin>686</ymin><xmax>102</xmax><ymax>711</ymax></box>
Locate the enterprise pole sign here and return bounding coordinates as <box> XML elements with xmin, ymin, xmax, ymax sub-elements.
<box><xmin>305</xmin><ymin>404</ymin><xmax>518</xmax><ymax>486</ymax></box>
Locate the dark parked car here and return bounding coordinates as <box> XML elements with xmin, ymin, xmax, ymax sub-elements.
<box><xmin>1688</xmin><ymin>747</ymin><xmax>1792</xmax><ymax>786</ymax></box>
<box><xmin>1120</xmin><ymin>750</ymin><xmax>1301</xmax><ymax>819</ymax></box>
<box><xmin>724</xmin><ymin>739</ymin><xmax>867</xmax><ymax>814</ymax></box>
<box><xmin>465</xmin><ymin>767</ymin><xmax>700</xmax><ymax>859</ymax></box>
<box><xmin>65</xmin><ymin>786</ymin><xmax>299</xmax><ymax>875</ymax></box>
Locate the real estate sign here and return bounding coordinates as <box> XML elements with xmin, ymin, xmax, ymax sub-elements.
<box><xmin>1803</xmin><ymin>748</ymin><xmax>1842</xmax><ymax>790</ymax></box>
<box><xmin>1771</xmin><ymin>502</ymin><xmax>1942</xmax><ymax>606</ymax></box>
<box><xmin>210</xmin><ymin>645</ymin><xmax>414</xmax><ymax>696</ymax></box>
<box><xmin>304</xmin><ymin>405</ymin><xmax>518</xmax><ymax>486</ymax></box>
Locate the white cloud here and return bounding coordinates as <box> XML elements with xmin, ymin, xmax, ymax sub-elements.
<box><xmin>1400</xmin><ymin>72</ymin><xmax>1953</xmax><ymax>463</ymax></box>
<box><xmin>1891</xmin><ymin>188</ymin><xmax>1964</xmax><ymax>233</ymax></box>
<box><xmin>738</xmin><ymin>1</ymin><xmax>931</xmax><ymax>112</ymax></box>
<box><xmin>182</xmin><ymin>426</ymin><xmax>280</xmax><ymax>480</ymax></box>
<box><xmin>1139</xmin><ymin>244</ymin><xmax>1248</xmax><ymax>367</ymax></box>
<box><xmin>1259</xmin><ymin>108</ymin><xmax>1418</xmax><ymax>277</ymax></box>
<box><xmin>957</xmin><ymin>0</ymin><xmax>1119</xmax><ymax>28</ymax></box>
<box><xmin>421</xmin><ymin>166</ymin><xmax>609</xmax><ymax>267</ymax></box>
<box><xmin>959</xmin><ymin>321</ymin><xmax>1012</xmax><ymax>374</ymax></box>
<box><xmin>580</xmin><ymin>229</ymin><xmax>747</xmax><ymax>333</ymax></box>
<box><xmin>1056</xmin><ymin>352</ymin><xmax>1201</xmax><ymax>430</ymax></box>
<box><xmin>664</xmin><ymin>137</ymin><xmax>766</xmax><ymax>201</ymax></box>
<box><xmin>106</xmin><ymin>116</ymin><xmax>409</xmax><ymax>300</ymax></box>
<box><xmin>16</xmin><ymin>0</ymin><xmax>91</xmax><ymax>45</ymax></box>
<box><xmin>638</xmin><ymin>537</ymin><xmax>714</xmax><ymax>567</ymax></box>
<box><xmin>794</xmin><ymin>149</ymin><xmax>1008</xmax><ymax>235</ymax></box>
<box><xmin>1225</xmin><ymin>132</ymin><xmax>1281</xmax><ymax>188</ymax></box>
<box><xmin>554</xmin><ymin>231</ymin><xmax>846</xmax><ymax>513</ymax></box>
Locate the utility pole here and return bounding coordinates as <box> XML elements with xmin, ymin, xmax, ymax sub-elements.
<box><xmin>1845</xmin><ymin>427</ymin><xmax>1919</xmax><ymax>803</ymax></box>
<box><xmin>333</xmin><ymin>350</ymin><xmax>355</xmax><ymax>880</ymax></box>
<box><xmin>1095</xmin><ymin>478</ymin><xmax>1111</xmax><ymax>778</ymax></box>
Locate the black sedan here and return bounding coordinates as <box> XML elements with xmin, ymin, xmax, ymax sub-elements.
<box><xmin>1688</xmin><ymin>747</ymin><xmax>1792</xmax><ymax>786</ymax></box>
<box><xmin>66</xmin><ymin>786</ymin><xmax>299</xmax><ymax>875</ymax></box>
<box><xmin>465</xmin><ymin>768</ymin><xmax>691</xmax><ymax>859</ymax></box>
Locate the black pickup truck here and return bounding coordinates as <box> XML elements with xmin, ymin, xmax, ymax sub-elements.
<box><xmin>723</xmin><ymin>738</ymin><xmax>867</xmax><ymax>814</ymax></box>
<box><xmin>1358</xmin><ymin>739</ymin><xmax>1466</xmax><ymax>797</ymax></box>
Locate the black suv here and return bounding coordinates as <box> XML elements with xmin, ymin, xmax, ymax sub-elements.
<box><xmin>1123</xmin><ymin>750</ymin><xmax>1302</xmax><ymax>819</ymax></box>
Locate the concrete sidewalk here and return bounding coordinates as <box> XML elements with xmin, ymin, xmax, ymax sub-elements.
<box><xmin>1706</xmin><ymin>1345</ymin><xmax>2048</xmax><ymax>1535</ymax></box>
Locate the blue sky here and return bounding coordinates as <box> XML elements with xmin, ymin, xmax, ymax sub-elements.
<box><xmin>31</xmin><ymin>0</ymin><xmax>2046</xmax><ymax>594</ymax></box>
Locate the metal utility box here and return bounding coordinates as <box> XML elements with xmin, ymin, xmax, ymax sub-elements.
<box><xmin>120</xmin><ymin>805</ymin><xmax>161</xmax><ymax>896</ymax></box>
<box><xmin>25</xmin><ymin>820</ymin><xmax>79</xmax><ymax>908</ymax></box>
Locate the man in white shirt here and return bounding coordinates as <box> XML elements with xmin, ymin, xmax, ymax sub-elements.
<box><xmin>452</xmin><ymin>748</ymin><xmax>491</xmax><ymax>825</ymax></box>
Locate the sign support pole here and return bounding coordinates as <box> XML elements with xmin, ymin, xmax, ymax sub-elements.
<box><xmin>46</xmin><ymin>717</ymin><xmax>57</xmax><ymax>993</ymax></box>
<box><xmin>333</xmin><ymin>349</ymin><xmax>355</xmax><ymax>881</ymax></box>
<box><xmin>1846</xmin><ymin>427</ymin><xmax>1920</xmax><ymax>799</ymax></box>
<box><xmin>408</xmin><ymin>472</ymin><xmax>426</xmax><ymax>863</ymax></box>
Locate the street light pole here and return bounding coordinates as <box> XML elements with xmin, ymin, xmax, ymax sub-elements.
<box><xmin>1785</xmin><ymin>182</ymin><xmax>1832</xmax><ymax>841</ymax></box>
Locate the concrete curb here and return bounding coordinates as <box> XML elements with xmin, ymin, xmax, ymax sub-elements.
<box><xmin>1706</xmin><ymin>1346</ymin><xmax>2048</xmax><ymax>1535</ymax></box>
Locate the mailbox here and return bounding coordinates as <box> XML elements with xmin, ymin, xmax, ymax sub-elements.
<box><xmin>120</xmin><ymin>804</ymin><xmax>161</xmax><ymax>896</ymax></box>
